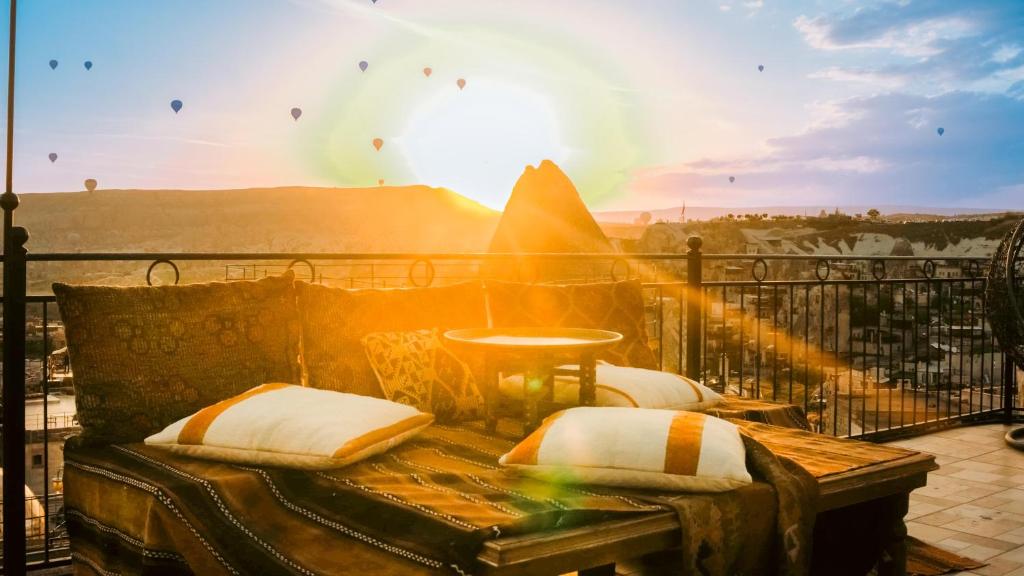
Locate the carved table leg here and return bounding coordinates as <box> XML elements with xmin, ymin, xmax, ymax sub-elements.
<box><xmin>579</xmin><ymin>352</ymin><xmax>597</xmax><ymax>407</ymax></box>
<box><xmin>484</xmin><ymin>355</ymin><xmax>499</xmax><ymax>433</ymax></box>
<box><xmin>523</xmin><ymin>361</ymin><xmax>553</xmax><ymax>433</ymax></box>
<box><xmin>876</xmin><ymin>493</ymin><xmax>910</xmax><ymax>576</ymax></box>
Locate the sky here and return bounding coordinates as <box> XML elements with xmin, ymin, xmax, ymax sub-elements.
<box><xmin>2</xmin><ymin>0</ymin><xmax>1023</xmax><ymax>210</ymax></box>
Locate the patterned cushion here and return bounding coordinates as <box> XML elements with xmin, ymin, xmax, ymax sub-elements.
<box><xmin>485</xmin><ymin>280</ymin><xmax>657</xmax><ymax>369</ymax></box>
<box><xmin>53</xmin><ymin>273</ymin><xmax>301</xmax><ymax>445</ymax></box>
<box><xmin>499</xmin><ymin>407</ymin><xmax>751</xmax><ymax>492</ymax></box>
<box><xmin>145</xmin><ymin>383</ymin><xmax>433</xmax><ymax>469</ymax></box>
<box><xmin>296</xmin><ymin>282</ymin><xmax>489</xmax><ymax>397</ymax></box>
<box><xmin>362</xmin><ymin>329</ymin><xmax>484</xmax><ymax>423</ymax></box>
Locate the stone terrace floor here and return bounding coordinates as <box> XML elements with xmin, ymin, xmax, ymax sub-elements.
<box><xmin>887</xmin><ymin>423</ymin><xmax>1024</xmax><ymax>576</ymax></box>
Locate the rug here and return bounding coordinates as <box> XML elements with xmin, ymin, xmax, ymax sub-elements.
<box><xmin>905</xmin><ymin>536</ymin><xmax>986</xmax><ymax>576</ymax></box>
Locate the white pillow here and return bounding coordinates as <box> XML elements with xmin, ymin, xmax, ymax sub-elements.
<box><xmin>500</xmin><ymin>363</ymin><xmax>722</xmax><ymax>410</ymax></box>
<box><xmin>499</xmin><ymin>407</ymin><xmax>751</xmax><ymax>492</ymax></box>
<box><xmin>145</xmin><ymin>383</ymin><xmax>433</xmax><ymax>470</ymax></box>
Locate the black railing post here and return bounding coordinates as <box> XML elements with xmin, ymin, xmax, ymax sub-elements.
<box><xmin>686</xmin><ymin>236</ymin><xmax>703</xmax><ymax>380</ymax></box>
<box><xmin>2</xmin><ymin>0</ymin><xmax>25</xmax><ymax>572</ymax></box>
<box><xmin>2</xmin><ymin>226</ymin><xmax>28</xmax><ymax>575</ymax></box>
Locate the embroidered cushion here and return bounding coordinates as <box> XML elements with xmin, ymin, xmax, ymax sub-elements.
<box><xmin>145</xmin><ymin>383</ymin><xmax>433</xmax><ymax>469</ymax></box>
<box><xmin>362</xmin><ymin>329</ymin><xmax>484</xmax><ymax>423</ymax></box>
<box><xmin>53</xmin><ymin>273</ymin><xmax>302</xmax><ymax>445</ymax></box>
<box><xmin>296</xmin><ymin>282</ymin><xmax>488</xmax><ymax>397</ymax></box>
<box><xmin>500</xmin><ymin>363</ymin><xmax>722</xmax><ymax>410</ymax></box>
<box><xmin>499</xmin><ymin>407</ymin><xmax>751</xmax><ymax>492</ymax></box>
<box><xmin>485</xmin><ymin>280</ymin><xmax>657</xmax><ymax>369</ymax></box>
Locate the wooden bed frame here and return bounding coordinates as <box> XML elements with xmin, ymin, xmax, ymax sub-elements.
<box><xmin>478</xmin><ymin>452</ymin><xmax>937</xmax><ymax>576</ymax></box>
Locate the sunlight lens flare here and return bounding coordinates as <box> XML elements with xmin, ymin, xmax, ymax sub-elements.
<box><xmin>401</xmin><ymin>80</ymin><xmax>567</xmax><ymax>209</ymax></box>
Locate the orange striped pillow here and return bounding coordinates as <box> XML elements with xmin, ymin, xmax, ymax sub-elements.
<box><xmin>499</xmin><ymin>408</ymin><xmax>751</xmax><ymax>492</ymax></box>
<box><xmin>145</xmin><ymin>384</ymin><xmax>433</xmax><ymax>469</ymax></box>
<box><xmin>500</xmin><ymin>364</ymin><xmax>722</xmax><ymax>410</ymax></box>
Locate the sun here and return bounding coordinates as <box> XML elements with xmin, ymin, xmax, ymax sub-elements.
<box><xmin>398</xmin><ymin>79</ymin><xmax>569</xmax><ymax>210</ymax></box>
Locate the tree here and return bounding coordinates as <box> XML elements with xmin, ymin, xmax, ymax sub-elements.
<box><xmin>634</xmin><ymin>211</ymin><xmax>652</xmax><ymax>226</ymax></box>
<box><xmin>867</xmin><ymin>208</ymin><xmax>880</xmax><ymax>220</ymax></box>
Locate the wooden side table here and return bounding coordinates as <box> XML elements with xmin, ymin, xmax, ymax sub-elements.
<box><xmin>444</xmin><ymin>328</ymin><xmax>623</xmax><ymax>433</ymax></box>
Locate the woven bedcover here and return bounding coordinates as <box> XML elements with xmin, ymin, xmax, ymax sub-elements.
<box><xmin>64</xmin><ymin>418</ymin><xmax>912</xmax><ymax>576</ymax></box>
<box><xmin>710</xmin><ymin>395</ymin><xmax>812</xmax><ymax>431</ymax></box>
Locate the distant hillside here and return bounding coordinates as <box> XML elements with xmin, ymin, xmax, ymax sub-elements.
<box><xmin>14</xmin><ymin>186</ymin><xmax>499</xmax><ymax>290</ymax></box>
<box><xmin>626</xmin><ymin>213</ymin><xmax>1021</xmax><ymax>256</ymax></box>
<box><xmin>16</xmin><ymin>186</ymin><xmax>499</xmax><ymax>253</ymax></box>
<box><xmin>594</xmin><ymin>205</ymin><xmax>1010</xmax><ymax>224</ymax></box>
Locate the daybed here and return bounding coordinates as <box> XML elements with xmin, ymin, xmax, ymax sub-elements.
<box><xmin>55</xmin><ymin>273</ymin><xmax>935</xmax><ymax>575</ymax></box>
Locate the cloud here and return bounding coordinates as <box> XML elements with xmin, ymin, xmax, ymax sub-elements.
<box><xmin>629</xmin><ymin>91</ymin><xmax>1024</xmax><ymax>208</ymax></box>
<box><xmin>719</xmin><ymin>0</ymin><xmax>764</xmax><ymax>16</ymax></box>
<box><xmin>794</xmin><ymin>12</ymin><xmax>977</xmax><ymax>57</ymax></box>
<box><xmin>808</xmin><ymin>67</ymin><xmax>907</xmax><ymax>89</ymax></box>
<box><xmin>795</xmin><ymin>2</ymin><xmax>1024</xmax><ymax>94</ymax></box>
<box><xmin>1009</xmin><ymin>80</ymin><xmax>1024</xmax><ymax>99</ymax></box>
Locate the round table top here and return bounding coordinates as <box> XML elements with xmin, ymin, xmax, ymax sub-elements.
<box><xmin>443</xmin><ymin>327</ymin><xmax>623</xmax><ymax>352</ymax></box>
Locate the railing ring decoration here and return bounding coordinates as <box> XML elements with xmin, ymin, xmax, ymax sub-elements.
<box><xmin>922</xmin><ymin>260</ymin><xmax>936</xmax><ymax>280</ymax></box>
<box><xmin>871</xmin><ymin>260</ymin><xmax>887</xmax><ymax>281</ymax></box>
<box><xmin>964</xmin><ymin>260</ymin><xmax>982</xmax><ymax>278</ymax></box>
<box><xmin>514</xmin><ymin>259</ymin><xmax>539</xmax><ymax>284</ymax></box>
<box><xmin>407</xmin><ymin>259</ymin><xmax>436</xmax><ymax>288</ymax></box>
<box><xmin>815</xmin><ymin>259</ymin><xmax>831</xmax><ymax>282</ymax></box>
<box><xmin>146</xmin><ymin>259</ymin><xmax>180</xmax><ymax>286</ymax></box>
<box><xmin>610</xmin><ymin>258</ymin><xmax>630</xmax><ymax>282</ymax></box>
<box><xmin>287</xmin><ymin>259</ymin><xmax>316</xmax><ymax>282</ymax></box>
<box><xmin>751</xmin><ymin>258</ymin><xmax>768</xmax><ymax>282</ymax></box>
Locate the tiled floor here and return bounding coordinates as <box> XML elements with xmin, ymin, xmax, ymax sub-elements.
<box><xmin>887</xmin><ymin>423</ymin><xmax>1024</xmax><ymax>576</ymax></box>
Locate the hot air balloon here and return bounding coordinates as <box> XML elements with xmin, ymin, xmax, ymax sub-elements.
<box><xmin>729</xmin><ymin>176</ymin><xmax>735</xmax><ymax>183</ymax></box>
<box><xmin>170</xmin><ymin>99</ymin><xmax>183</xmax><ymax>114</ymax></box>
<box><xmin>84</xmin><ymin>61</ymin><xmax>93</xmax><ymax>71</ymax></box>
<box><xmin>937</xmin><ymin>127</ymin><xmax>945</xmax><ymax>136</ymax></box>
<box><xmin>457</xmin><ymin>78</ymin><xmax>466</xmax><ymax>90</ymax></box>
<box><xmin>48</xmin><ymin>153</ymin><xmax>57</xmax><ymax>163</ymax></box>
<box><xmin>48</xmin><ymin>59</ymin><xmax>58</xmax><ymax>70</ymax></box>
<box><xmin>758</xmin><ymin>64</ymin><xmax>764</xmax><ymax>72</ymax></box>
<box><xmin>359</xmin><ymin>61</ymin><xmax>368</xmax><ymax>72</ymax></box>
<box><xmin>84</xmin><ymin>179</ymin><xmax>97</xmax><ymax>192</ymax></box>
<box><xmin>423</xmin><ymin>67</ymin><xmax>432</xmax><ymax>77</ymax></box>
<box><xmin>372</xmin><ymin>138</ymin><xmax>383</xmax><ymax>151</ymax></box>
<box><xmin>291</xmin><ymin>107</ymin><xmax>302</xmax><ymax>121</ymax></box>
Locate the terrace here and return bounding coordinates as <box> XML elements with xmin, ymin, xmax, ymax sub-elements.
<box><xmin>1</xmin><ymin>242</ymin><xmax>1021</xmax><ymax>574</ymax></box>
<box><xmin>889</xmin><ymin>424</ymin><xmax>1024</xmax><ymax>576</ymax></box>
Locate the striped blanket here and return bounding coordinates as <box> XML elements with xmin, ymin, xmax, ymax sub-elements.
<box><xmin>710</xmin><ymin>395</ymin><xmax>812</xmax><ymax>431</ymax></box>
<box><xmin>64</xmin><ymin>412</ymin><xmax>909</xmax><ymax>575</ymax></box>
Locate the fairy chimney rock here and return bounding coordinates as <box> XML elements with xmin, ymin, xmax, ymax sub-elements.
<box><xmin>488</xmin><ymin>160</ymin><xmax>612</xmax><ymax>254</ymax></box>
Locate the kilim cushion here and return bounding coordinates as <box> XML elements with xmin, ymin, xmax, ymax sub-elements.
<box><xmin>145</xmin><ymin>383</ymin><xmax>433</xmax><ymax>469</ymax></box>
<box><xmin>296</xmin><ymin>281</ymin><xmax>488</xmax><ymax>397</ymax></box>
<box><xmin>53</xmin><ymin>273</ymin><xmax>302</xmax><ymax>445</ymax></box>
<box><xmin>500</xmin><ymin>363</ymin><xmax>723</xmax><ymax>410</ymax></box>
<box><xmin>499</xmin><ymin>407</ymin><xmax>751</xmax><ymax>491</ymax></box>
<box><xmin>485</xmin><ymin>280</ymin><xmax>658</xmax><ymax>369</ymax></box>
<box><xmin>362</xmin><ymin>329</ymin><xmax>484</xmax><ymax>423</ymax></box>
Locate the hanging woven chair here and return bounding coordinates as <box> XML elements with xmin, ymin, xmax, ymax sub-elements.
<box><xmin>986</xmin><ymin>217</ymin><xmax>1024</xmax><ymax>448</ymax></box>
